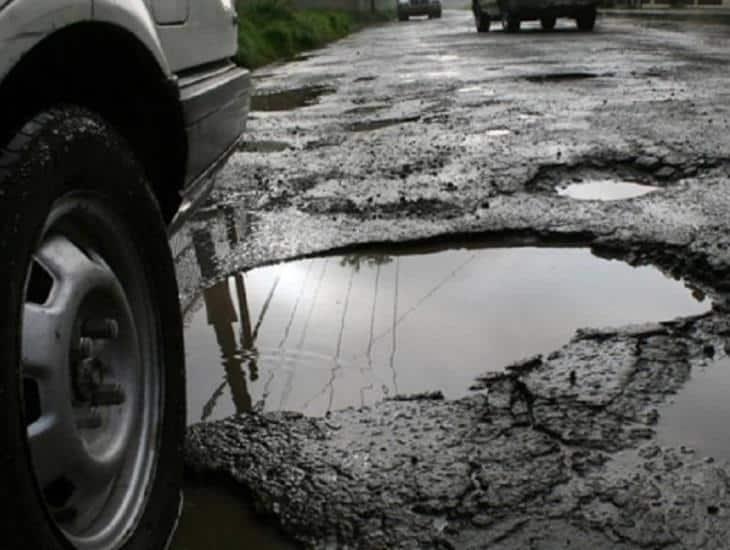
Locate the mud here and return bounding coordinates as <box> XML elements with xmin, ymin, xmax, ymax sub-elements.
<box><xmin>176</xmin><ymin>11</ymin><xmax>730</xmax><ymax>549</ymax></box>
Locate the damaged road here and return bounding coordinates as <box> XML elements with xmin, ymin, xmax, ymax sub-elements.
<box><xmin>175</xmin><ymin>11</ymin><xmax>730</xmax><ymax>549</ymax></box>
<box><xmin>187</xmin><ymin>315</ymin><xmax>730</xmax><ymax>548</ymax></box>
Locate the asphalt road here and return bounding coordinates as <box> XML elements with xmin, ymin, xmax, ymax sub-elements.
<box><xmin>177</xmin><ymin>12</ymin><xmax>730</xmax><ymax>549</ymax></box>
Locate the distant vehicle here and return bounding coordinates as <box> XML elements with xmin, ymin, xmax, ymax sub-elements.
<box><xmin>0</xmin><ymin>1</ymin><xmax>250</xmax><ymax>549</ymax></box>
<box><xmin>472</xmin><ymin>0</ymin><xmax>597</xmax><ymax>32</ymax></box>
<box><xmin>398</xmin><ymin>0</ymin><xmax>442</xmax><ymax>21</ymax></box>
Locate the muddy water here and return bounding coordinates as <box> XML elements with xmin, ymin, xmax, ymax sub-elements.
<box><xmin>183</xmin><ymin>244</ymin><xmax>708</xmax><ymax>424</ymax></box>
<box><xmin>171</xmin><ymin>478</ymin><xmax>296</xmax><ymax>550</ymax></box>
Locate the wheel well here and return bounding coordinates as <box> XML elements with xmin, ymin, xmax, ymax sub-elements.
<box><xmin>0</xmin><ymin>22</ymin><xmax>187</xmax><ymax>221</ymax></box>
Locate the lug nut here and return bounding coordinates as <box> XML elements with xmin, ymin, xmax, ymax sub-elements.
<box><xmin>81</xmin><ymin>318</ymin><xmax>119</xmax><ymax>340</ymax></box>
<box><xmin>91</xmin><ymin>384</ymin><xmax>126</xmax><ymax>406</ymax></box>
<box><xmin>77</xmin><ymin>337</ymin><xmax>94</xmax><ymax>359</ymax></box>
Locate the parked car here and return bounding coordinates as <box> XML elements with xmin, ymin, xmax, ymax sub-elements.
<box><xmin>397</xmin><ymin>0</ymin><xmax>442</xmax><ymax>21</ymax></box>
<box><xmin>472</xmin><ymin>0</ymin><xmax>597</xmax><ymax>32</ymax></box>
<box><xmin>0</xmin><ymin>1</ymin><xmax>250</xmax><ymax>549</ymax></box>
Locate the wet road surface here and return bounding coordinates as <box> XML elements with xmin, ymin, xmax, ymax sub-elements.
<box><xmin>173</xmin><ymin>11</ymin><xmax>730</xmax><ymax>549</ymax></box>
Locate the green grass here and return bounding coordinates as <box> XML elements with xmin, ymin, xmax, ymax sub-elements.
<box><xmin>235</xmin><ymin>0</ymin><xmax>390</xmax><ymax>69</ymax></box>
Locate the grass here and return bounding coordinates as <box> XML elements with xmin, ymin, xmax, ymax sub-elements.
<box><xmin>235</xmin><ymin>0</ymin><xmax>390</xmax><ymax>69</ymax></box>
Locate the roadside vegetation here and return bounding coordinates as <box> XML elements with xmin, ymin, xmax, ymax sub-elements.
<box><xmin>236</xmin><ymin>0</ymin><xmax>390</xmax><ymax>69</ymax></box>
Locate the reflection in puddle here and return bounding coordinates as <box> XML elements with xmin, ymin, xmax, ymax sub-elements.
<box><xmin>485</xmin><ymin>128</ymin><xmax>511</xmax><ymax>137</ymax></box>
<box><xmin>457</xmin><ymin>85</ymin><xmax>496</xmax><ymax>96</ymax></box>
<box><xmin>171</xmin><ymin>478</ymin><xmax>296</xmax><ymax>550</ymax></box>
<box><xmin>184</xmin><ymin>245</ymin><xmax>708</xmax><ymax>423</ymax></box>
<box><xmin>250</xmin><ymin>85</ymin><xmax>335</xmax><ymax>111</ymax></box>
<box><xmin>557</xmin><ymin>180</ymin><xmax>658</xmax><ymax>201</ymax></box>
<box><xmin>656</xmin><ymin>358</ymin><xmax>730</xmax><ymax>461</ymax></box>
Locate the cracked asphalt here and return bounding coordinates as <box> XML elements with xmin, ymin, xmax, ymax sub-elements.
<box><xmin>176</xmin><ymin>11</ymin><xmax>730</xmax><ymax>549</ymax></box>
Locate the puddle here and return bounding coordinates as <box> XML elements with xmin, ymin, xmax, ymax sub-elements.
<box><xmin>524</xmin><ymin>72</ymin><xmax>599</xmax><ymax>83</ymax></box>
<box><xmin>557</xmin><ymin>180</ymin><xmax>659</xmax><ymax>201</ymax></box>
<box><xmin>656</xmin><ymin>357</ymin><xmax>730</xmax><ymax>461</ymax></box>
<box><xmin>250</xmin><ymin>85</ymin><xmax>335</xmax><ymax>111</ymax></box>
<box><xmin>291</xmin><ymin>53</ymin><xmax>314</xmax><ymax>62</ymax></box>
<box><xmin>171</xmin><ymin>477</ymin><xmax>296</xmax><ymax>550</ymax></box>
<box><xmin>346</xmin><ymin>115</ymin><xmax>421</xmax><ymax>133</ymax></box>
<box><xmin>457</xmin><ymin>85</ymin><xmax>496</xmax><ymax>96</ymax></box>
<box><xmin>239</xmin><ymin>140</ymin><xmax>292</xmax><ymax>153</ymax></box>
<box><xmin>485</xmin><ymin>128</ymin><xmax>511</xmax><ymax>138</ymax></box>
<box><xmin>183</xmin><ymin>244</ymin><xmax>708</xmax><ymax>423</ymax></box>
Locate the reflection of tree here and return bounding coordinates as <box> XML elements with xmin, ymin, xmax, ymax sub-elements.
<box><xmin>339</xmin><ymin>253</ymin><xmax>393</xmax><ymax>272</ymax></box>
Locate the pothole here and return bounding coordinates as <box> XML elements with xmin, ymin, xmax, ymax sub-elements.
<box><xmin>238</xmin><ymin>140</ymin><xmax>292</xmax><ymax>153</ymax></box>
<box><xmin>250</xmin><ymin>85</ymin><xmax>336</xmax><ymax>111</ymax></box>
<box><xmin>557</xmin><ymin>180</ymin><xmax>659</xmax><ymax>201</ymax></box>
<box><xmin>485</xmin><ymin>128</ymin><xmax>511</xmax><ymax>138</ymax></box>
<box><xmin>656</xmin><ymin>356</ymin><xmax>730</xmax><ymax>461</ymax></box>
<box><xmin>183</xmin><ymin>242</ymin><xmax>708</xmax><ymax>424</ymax></box>
<box><xmin>172</xmin><ymin>476</ymin><xmax>296</xmax><ymax>550</ymax></box>
<box><xmin>529</xmin><ymin>164</ymin><xmax>674</xmax><ymax>194</ymax></box>
<box><xmin>524</xmin><ymin>72</ymin><xmax>600</xmax><ymax>83</ymax></box>
<box><xmin>345</xmin><ymin>115</ymin><xmax>421</xmax><ymax>133</ymax></box>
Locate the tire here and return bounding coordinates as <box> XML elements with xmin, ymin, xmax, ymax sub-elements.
<box><xmin>474</xmin><ymin>8</ymin><xmax>491</xmax><ymax>32</ymax></box>
<box><xmin>540</xmin><ymin>15</ymin><xmax>556</xmax><ymax>30</ymax></box>
<box><xmin>398</xmin><ymin>12</ymin><xmax>408</xmax><ymax>20</ymax></box>
<box><xmin>0</xmin><ymin>107</ymin><xmax>185</xmax><ymax>550</ymax></box>
<box><xmin>576</xmin><ymin>6</ymin><xmax>596</xmax><ymax>30</ymax></box>
<box><xmin>502</xmin><ymin>12</ymin><xmax>521</xmax><ymax>32</ymax></box>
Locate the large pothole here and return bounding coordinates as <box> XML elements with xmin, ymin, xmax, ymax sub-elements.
<box><xmin>250</xmin><ymin>85</ymin><xmax>336</xmax><ymax>112</ymax></box>
<box><xmin>183</xmin><ymin>242</ymin><xmax>708</xmax><ymax>424</ymax></box>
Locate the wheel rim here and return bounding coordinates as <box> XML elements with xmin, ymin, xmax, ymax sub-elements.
<box><xmin>21</xmin><ymin>196</ymin><xmax>161</xmax><ymax>550</ymax></box>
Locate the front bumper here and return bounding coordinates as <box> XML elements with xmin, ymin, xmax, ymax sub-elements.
<box><xmin>500</xmin><ymin>0</ymin><xmax>595</xmax><ymax>14</ymax></box>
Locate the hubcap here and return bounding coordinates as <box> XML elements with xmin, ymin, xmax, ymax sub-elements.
<box><xmin>21</xmin><ymin>198</ymin><xmax>160</xmax><ymax>550</ymax></box>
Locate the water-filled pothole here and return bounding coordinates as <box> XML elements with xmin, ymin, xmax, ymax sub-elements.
<box><xmin>656</xmin><ymin>357</ymin><xmax>730</xmax><ymax>461</ymax></box>
<box><xmin>239</xmin><ymin>140</ymin><xmax>292</xmax><ymax>153</ymax></box>
<box><xmin>171</xmin><ymin>477</ymin><xmax>296</xmax><ymax>550</ymax></box>
<box><xmin>524</xmin><ymin>72</ymin><xmax>602</xmax><ymax>83</ymax></box>
<box><xmin>557</xmin><ymin>180</ymin><xmax>659</xmax><ymax>201</ymax></box>
<box><xmin>183</xmin><ymin>243</ymin><xmax>708</xmax><ymax>424</ymax></box>
<box><xmin>346</xmin><ymin>115</ymin><xmax>421</xmax><ymax>133</ymax></box>
<box><xmin>250</xmin><ymin>85</ymin><xmax>335</xmax><ymax>111</ymax></box>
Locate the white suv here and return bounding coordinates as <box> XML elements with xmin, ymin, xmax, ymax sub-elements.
<box><xmin>0</xmin><ymin>2</ymin><xmax>250</xmax><ymax>549</ymax></box>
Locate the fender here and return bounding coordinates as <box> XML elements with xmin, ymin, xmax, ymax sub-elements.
<box><xmin>0</xmin><ymin>1</ymin><xmax>92</xmax><ymax>82</ymax></box>
<box><xmin>92</xmin><ymin>0</ymin><xmax>171</xmax><ymax>76</ymax></box>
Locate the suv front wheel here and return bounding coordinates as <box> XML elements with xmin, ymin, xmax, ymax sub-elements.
<box><xmin>0</xmin><ymin>107</ymin><xmax>185</xmax><ymax>550</ymax></box>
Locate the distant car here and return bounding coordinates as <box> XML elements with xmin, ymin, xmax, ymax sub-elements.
<box><xmin>398</xmin><ymin>0</ymin><xmax>442</xmax><ymax>21</ymax></box>
<box><xmin>472</xmin><ymin>0</ymin><xmax>597</xmax><ymax>32</ymax></box>
<box><xmin>0</xmin><ymin>1</ymin><xmax>249</xmax><ymax>549</ymax></box>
